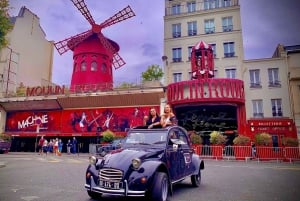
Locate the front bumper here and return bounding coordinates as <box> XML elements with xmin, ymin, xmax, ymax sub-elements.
<box><xmin>85</xmin><ymin>176</ymin><xmax>146</xmax><ymax>197</ymax></box>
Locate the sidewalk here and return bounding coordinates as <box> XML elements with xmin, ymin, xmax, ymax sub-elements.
<box><xmin>3</xmin><ymin>151</ymin><xmax>91</xmax><ymax>157</ymax></box>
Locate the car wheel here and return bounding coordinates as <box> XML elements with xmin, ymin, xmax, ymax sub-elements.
<box><xmin>87</xmin><ymin>190</ymin><xmax>101</xmax><ymax>199</ymax></box>
<box><xmin>151</xmin><ymin>172</ymin><xmax>168</xmax><ymax>201</ymax></box>
<box><xmin>191</xmin><ymin>168</ymin><xmax>201</xmax><ymax>187</ymax></box>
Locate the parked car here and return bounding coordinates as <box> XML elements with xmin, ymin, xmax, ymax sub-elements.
<box><xmin>0</xmin><ymin>139</ymin><xmax>11</xmax><ymax>154</ymax></box>
<box><xmin>85</xmin><ymin>125</ymin><xmax>204</xmax><ymax>201</ymax></box>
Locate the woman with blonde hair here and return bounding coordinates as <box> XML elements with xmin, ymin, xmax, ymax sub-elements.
<box><xmin>160</xmin><ymin>104</ymin><xmax>176</xmax><ymax>128</ymax></box>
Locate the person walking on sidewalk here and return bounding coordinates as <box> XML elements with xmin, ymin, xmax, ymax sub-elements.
<box><xmin>67</xmin><ymin>139</ymin><xmax>72</xmax><ymax>154</ymax></box>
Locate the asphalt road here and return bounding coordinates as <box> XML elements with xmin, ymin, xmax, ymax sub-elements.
<box><xmin>1</xmin><ymin>152</ymin><xmax>300</xmax><ymax>201</ymax></box>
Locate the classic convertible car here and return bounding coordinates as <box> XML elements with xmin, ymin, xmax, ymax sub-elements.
<box><xmin>85</xmin><ymin>125</ymin><xmax>204</xmax><ymax>201</ymax></box>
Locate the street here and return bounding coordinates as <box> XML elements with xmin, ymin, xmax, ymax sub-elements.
<box><xmin>1</xmin><ymin>153</ymin><xmax>300</xmax><ymax>201</ymax></box>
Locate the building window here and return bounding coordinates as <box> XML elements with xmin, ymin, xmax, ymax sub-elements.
<box><xmin>101</xmin><ymin>63</ymin><xmax>107</xmax><ymax>73</ymax></box>
<box><xmin>188</xmin><ymin>46</ymin><xmax>193</xmax><ymax>61</ymax></box>
<box><xmin>209</xmin><ymin>43</ymin><xmax>216</xmax><ymax>58</ymax></box>
<box><xmin>173</xmin><ymin>72</ymin><xmax>182</xmax><ymax>82</ymax></box>
<box><xmin>187</xmin><ymin>21</ymin><xmax>197</xmax><ymax>36</ymax></box>
<box><xmin>252</xmin><ymin>100</ymin><xmax>264</xmax><ymax>118</ymax></box>
<box><xmin>271</xmin><ymin>99</ymin><xmax>282</xmax><ymax>117</ymax></box>
<box><xmin>225</xmin><ymin>68</ymin><xmax>236</xmax><ymax>79</ymax></box>
<box><xmin>74</xmin><ymin>63</ymin><xmax>78</xmax><ymax>72</ymax></box>
<box><xmin>204</xmin><ymin>0</ymin><xmax>219</xmax><ymax>10</ymax></box>
<box><xmin>214</xmin><ymin>69</ymin><xmax>218</xmax><ymax>78</ymax></box>
<box><xmin>172</xmin><ymin>23</ymin><xmax>181</xmax><ymax>38</ymax></box>
<box><xmin>80</xmin><ymin>61</ymin><xmax>86</xmax><ymax>71</ymax></box>
<box><xmin>91</xmin><ymin>61</ymin><xmax>98</xmax><ymax>71</ymax></box>
<box><xmin>187</xmin><ymin>1</ymin><xmax>196</xmax><ymax>12</ymax></box>
<box><xmin>204</xmin><ymin>19</ymin><xmax>215</xmax><ymax>34</ymax></box>
<box><xmin>188</xmin><ymin>71</ymin><xmax>192</xmax><ymax>80</ymax></box>
<box><xmin>171</xmin><ymin>4</ymin><xmax>181</xmax><ymax>15</ymax></box>
<box><xmin>249</xmin><ymin>69</ymin><xmax>261</xmax><ymax>88</ymax></box>
<box><xmin>222</xmin><ymin>16</ymin><xmax>233</xmax><ymax>32</ymax></box>
<box><xmin>172</xmin><ymin>48</ymin><xmax>182</xmax><ymax>62</ymax></box>
<box><xmin>222</xmin><ymin>0</ymin><xmax>231</xmax><ymax>7</ymax></box>
<box><xmin>223</xmin><ymin>42</ymin><xmax>235</xmax><ymax>57</ymax></box>
<box><xmin>268</xmin><ymin>68</ymin><xmax>281</xmax><ymax>87</ymax></box>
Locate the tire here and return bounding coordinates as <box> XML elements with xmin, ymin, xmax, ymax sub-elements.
<box><xmin>87</xmin><ymin>190</ymin><xmax>101</xmax><ymax>199</ymax></box>
<box><xmin>191</xmin><ymin>168</ymin><xmax>201</xmax><ymax>187</ymax></box>
<box><xmin>151</xmin><ymin>172</ymin><xmax>169</xmax><ymax>201</ymax></box>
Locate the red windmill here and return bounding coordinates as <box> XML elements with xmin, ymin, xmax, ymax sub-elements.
<box><xmin>54</xmin><ymin>0</ymin><xmax>135</xmax><ymax>92</ymax></box>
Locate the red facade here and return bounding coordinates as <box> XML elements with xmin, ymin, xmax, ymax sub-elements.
<box><xmin>5</xmin><ymin>106</ymin><xmax>159</xmax><ymax>137</ymax></box>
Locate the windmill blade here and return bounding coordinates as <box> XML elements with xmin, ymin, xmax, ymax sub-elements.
<box><xmin>71</xmin><ymin>0</ymin><xmax>95</xmax><ymax>25</ymax></box>
<box><xmin>99</xmin><ymin>5</ymin><xmax>135</xmax><ymax>29</ymax></box>
<box><xmin>54</xmin><ymin>30</ymin><xmax>92</xmax><ymax>55</ymax></box>
<box><xmin>97</xmin><ymin>32</ymin><xmax>126</xmax><ymax>69</ymax></box>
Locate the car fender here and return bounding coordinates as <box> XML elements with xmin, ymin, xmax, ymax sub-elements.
<box><xmin>129</xmin><ymin>160</ymin><xmax>170</xmax><ymax>188</ymax></box>
<box><xmin>192</xmin><ymin>154</ymin><xmax>204</xmax><ymax>175</ymax></box>
<box><xmin>86</xmin><ymin>164</ymin><xmax>99</xmax><ymax>184</ymax></box>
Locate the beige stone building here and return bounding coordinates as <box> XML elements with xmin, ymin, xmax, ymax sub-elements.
<box><xmin>163</xmin><ymin>0</ymin><xmax>298</xmax><ymax>139</ymax></box>
<box><xmin>163</xmin><ymin>0</ymin><xmax>243</xmax><ymax>83</ymax></box>
<box><xmin>0</xmin><ymin>7</ymin><xmax>54</xmax><ymax>97</ymax></box>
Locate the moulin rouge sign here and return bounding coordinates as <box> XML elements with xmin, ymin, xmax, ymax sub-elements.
<box><xmin>26</xmin><ymin>84</ymin><xmax>111</xmax><ymax>96</ymax></box>
<box><xmin>26</xmin><ymin>85</ymin><xmax>65</xmax><ymax>96</ymax></box>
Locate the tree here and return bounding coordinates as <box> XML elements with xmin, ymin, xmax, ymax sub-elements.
<box><xmin>0</xmin><ymin>0</ymin><xmax>13</xmax><ymax>49</ymax></box>
<box><xmin>141</xmin><ymin>64</ymin><xmax>163</xmax><ymax>81</ymax></box>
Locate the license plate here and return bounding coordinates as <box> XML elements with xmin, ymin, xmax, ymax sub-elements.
<box><xmin>99</xmin><ymin>180</ymin><xmax>121</xmax><ymax>189</ymax></box>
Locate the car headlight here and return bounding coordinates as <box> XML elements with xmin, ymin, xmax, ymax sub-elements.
<box><xmin>132</xmin><ymin>158</ymin><xmax>141</xmax><ymax>170</ymax></box>
<box><xmin>89</xmin><ymin>156</ymin><xmax>97</xmax><ymax>165</ymax></box>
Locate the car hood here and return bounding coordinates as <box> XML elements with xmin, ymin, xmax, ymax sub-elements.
<box><xmin>101</xmin><ymin>147</ymin><xmax>165</xmax><ymax>169</ymax></box>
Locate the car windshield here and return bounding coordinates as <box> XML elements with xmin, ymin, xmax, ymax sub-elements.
<box><xmin>125</xmin><ymin>130</ymin><xmax>167</xmax><ymax>146</ymax></box>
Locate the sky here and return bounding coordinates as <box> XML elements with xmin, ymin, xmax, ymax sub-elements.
<box><xmin>8</xmin><ymin>0</ymin><xmax>300</xmax><ymax>86</ymax></box>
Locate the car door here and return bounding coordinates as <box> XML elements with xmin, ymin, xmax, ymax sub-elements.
<box><xmin>166</xmin><ymin>128</ymin><xmax>194</xmax><ymax>181</ymax></box>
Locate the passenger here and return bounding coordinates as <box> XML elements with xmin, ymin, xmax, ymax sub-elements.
<box><xmin>145</xmin><ymin>108</ymin><xmax>161</xmax><ymax>129</ymax></box>
<box><xmin>160</xmin><ymin>104</ymin><xmax>176</xmax><ymax>128</ymax></box>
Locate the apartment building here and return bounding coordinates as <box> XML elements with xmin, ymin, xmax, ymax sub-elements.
<box><xmin>163</xmin><ymin>0</ymin><xmax>298</xmax><ymax>141</ymax></box>
<box><xmin>0</xmin><ymin>6</ymin><xmax>54</xmax><ymax>97</ymax></box>
<box><xmin>163</xmin><ymin>0</ymin><xmax>243</xmax><ymax>83</ymax></box>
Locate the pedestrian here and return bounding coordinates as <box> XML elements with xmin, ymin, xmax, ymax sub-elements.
<box><xmin>37</xmin><ymin>136</ymin><xmax>45</xmax><ymax>155</ymax></box>
<box><xmin>72</xmin><ymin>137</ymin><xmax>77</xmax><ymax>154</ymax></box>
<box><xmin>58</xmin><ymin>139</ymin><xmax>63</xmax><ymax>156</ymax></box>
<box><xmin>42</xmin><ymin>138</ymin><xmax>48</xmax><ymax>155</ymax></box>
<box><xmin>251</xmin><ymin>141</ymin><xmax>256</xmax><ymax>159</ymax></box>
<box><xmin>53</xmin><ymin>138</ymin><xmax>59</xmax><ymax>156</ymax></box>
<box><xmin>67</xmin><ymin>139</ymin><xmax>72</xmax><ymax>154</ymax></box>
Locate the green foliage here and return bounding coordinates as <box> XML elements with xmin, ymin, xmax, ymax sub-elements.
<box><xmin>282</xmin><ymin>137</ymin><xmax>299</xmax><ymax>147</ymax></box>
<box><xmin>233</xmin><ymin>135</ymin><xmax>250</xmax><ymax>145</ymax></box>
<box><xmin>189</xmin><ymin>131</ymin><xmax>202</xmax><ymax>145</ymax></box>
<box><xmin>255</xmin><ymin>132</ymin><xmax>272</xmax><ymax>146</ymax></box>
<box><xmin>0</xmin><ymin>0</ymin><xmax>13</xmax><ymax>49</ymax></box>
<box><xmin>102</xmin><ymin>130</ymin><xmax>115</xmax><ymax>143</ymax></box>
<box><xmin>141</xmin><ymin>64</ymin><xmax>163</xmax><ymax>81</ymax></box>
<box><xmin>209</xmin><ymin>131</ymin><xmax>226</xmax><ymax>145</ymax></box>
<box><xmin>0</xmin><ymin>133</ymin><xmax>11</xmax><ymax>141</ymax></box>
<box><xmin>115</xmin><ymin>82</ymin><xmax>136</xmax><ymax>89</ymax></box>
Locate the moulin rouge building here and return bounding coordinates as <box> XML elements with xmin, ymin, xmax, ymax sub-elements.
<box><xmin>1</xmin><ymin>1</ymin><xmax>298</xmax><ymax>152</ymax></box>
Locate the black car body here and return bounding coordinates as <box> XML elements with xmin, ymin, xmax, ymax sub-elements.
<box><xmin>85</xmin><ymin>126</ymin><xmax>204</xmax><ymax>201</ymax></box>
<box><xmin>96</xmin><ymin>138</ymin><xmax>124</xmax><ymax>156</ymax></box>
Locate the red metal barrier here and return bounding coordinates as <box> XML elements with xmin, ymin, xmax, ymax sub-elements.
<box><xmin>195</xmin><ymin>145</ymin><xmax>300</xmax><ymax>162</ymax></box>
